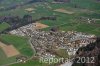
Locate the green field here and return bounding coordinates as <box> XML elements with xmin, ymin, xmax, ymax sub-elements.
<box><xmin>0</xmin><ymin>22</ymin><xmax>10</xmax><ymax>32</ymax></box>
<box><xmin>0</xmin><ymin>34</ymin><xmax>34</xmax><ymax>66</ymax></box>
<box><xmin>11</xmin><ymin>60</ymin><xmax>48</xmax><ymax>66</ymax></box>
<box><xmin>0</xmin><ymin>34</ymin><xmax>34</xmax><ymax>57</ymax></box>
<box><xmin>39</xmin><ymin>1</ymin><xmax>100</xmax><ymax>35</ymax></box>
<box><xmin>0</xmin><ymin>49</ymin><xmax>16</xmax><ymax>65</ymax></box>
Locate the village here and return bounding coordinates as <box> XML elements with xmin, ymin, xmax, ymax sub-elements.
<box><xmin>9</xmin><ymin>22</ymin><xmax>96</xmax><ymax>61</ymax></box>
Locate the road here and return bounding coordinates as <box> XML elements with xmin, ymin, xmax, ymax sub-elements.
<box><xmin>28</xmin><ymin>37</ymin><xmax>36</xmax><ymax>56</ymax></box>
<box><xmin>60</xmin><ymin>61</ymin><xmax>73</xmax><ymax>66</ymax></box>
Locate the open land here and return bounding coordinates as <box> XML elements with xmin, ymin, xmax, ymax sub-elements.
<box><xmin>54</xmin><ymin>8</ymin><xmax>74</xmax><ymax>14</ymax></box>
<box><xmin>0</xmin><ymin>41</ymin><xmax>20</xmax><ymax>57</ymax></box>
<box><xmin>35</xmin><ymin>22</ymin><xmax>49</xmax><ymax>29</ymax></box>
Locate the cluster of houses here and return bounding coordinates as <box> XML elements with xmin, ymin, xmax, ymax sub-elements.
<box><xmin>10</xmin><ymin>23</ymin><xmax>96</xmax><ymax>57</ymax></box>
<box><xmin>9</xmin><ymin>23</ymin><xmax>36</xmax><ymax>36</ymax></box>
<box><xmin>9</xmin><ymin>17</ymin><xmax>96</xmax><ymax>57</ymax></box>
<box><xmin>30</xmin><ymin>31</ymin><xmax>96</xmax><ymax>57</ymax></box>
<box><xmin>9</xmin><ymin>23</ymin><xmax>96</xmax><ymax>59</ymax></box>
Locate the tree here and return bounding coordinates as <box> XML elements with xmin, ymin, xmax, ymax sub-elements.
<box><xmin>23</xmin><ymin>15</ymin><xmax>32</xmax><ymax>23</ymax></box>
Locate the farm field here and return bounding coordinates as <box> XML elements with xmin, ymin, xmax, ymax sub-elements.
<box><xmin>0</xmin><ymin>48</ymin><xmax>16</xmax><ymax>65</ymax></box>
<box><xmin>0</xmin><ymin>41</ymin><xmax>20</xmax><ymax>57</ymax></box>
<box><xmin>0</xmin><ymin>23</ymin><xmax>10</xmax><ymax>32</ymax></box>
<box><xmin>11</xmin><ymin>60</ymin><xmax>48</xmax><ymax>66</ymax></box>
<box><xmin>0</xmin><ymin>34</ymin><xmax>34</xmax><ymax>66</ymax></box>
<box><xmin>0</xmin><ymin>34</ymin><xmax>34</xmax><ymax>57</ymax></box>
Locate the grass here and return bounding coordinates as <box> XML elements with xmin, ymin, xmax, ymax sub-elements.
<box><xmin>96</xmin><ymin>20</ymin><xmax>100</xmax><ymax>24</ymax></box>
<box><xmin>10</xmin><ymin>59</ymin><xmax>48</xmax><ymax>66</ymax></box>
<box><xmin>0</xmin><ymin>34</ymin><xmax>34</xmax><ymax>57</ymax></box>
<box><xmin>55</xmin><ymin>49</ymin><xmax>69</xmax><ymax>58</ymax></box>
<box><xmin>39</xmin><ymin>7</ymin><xmax>100</xmax><ymax>36</ymax></box>
<box><xmin>0</xmin><ymin>48</ymin><xmax>16</xmax><ymax>65</ymax></box>
<box><xmin>79</xmin><ymin>12</ymin><xmax>100</xmax><ymax>19</ymax></box>
<box><xmin>10</xmin><ymin>49</ymin><xmax>69</xmax><ymax>66</ymax></box>
<box><xmin>0</xmin><ymin>0</ymin><xmax>29</xmax><ymax>8</ymax></box>
<box><xmin>0</xmin><ymin>22</ymin><xmax>10</xmax><ymax>32</ymax></box>
<box><xmin>76</xmin><ymin>24</ymin><xmax>97</xmax><ymax>32</ymax></box>
<box><xmin>0</xmin><ymin>34</ymin><xmax>34</xmax><ymax>65</ymax></box>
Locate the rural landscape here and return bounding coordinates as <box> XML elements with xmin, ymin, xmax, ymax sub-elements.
<box><xmin>0</xmin><ymin>0</ymin><xmax>100</xmax><ymax>66</ymax></box>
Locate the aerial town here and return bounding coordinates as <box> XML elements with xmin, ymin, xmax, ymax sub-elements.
<box><xmin>6</xmin><ymin>21</ymin><xmax>97</xmax><ymax>66</ymax></box>
<box><xmin>0</xmin><ymin>0</ymin><xmax>99</xmax><ymax>66</ymax></box>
